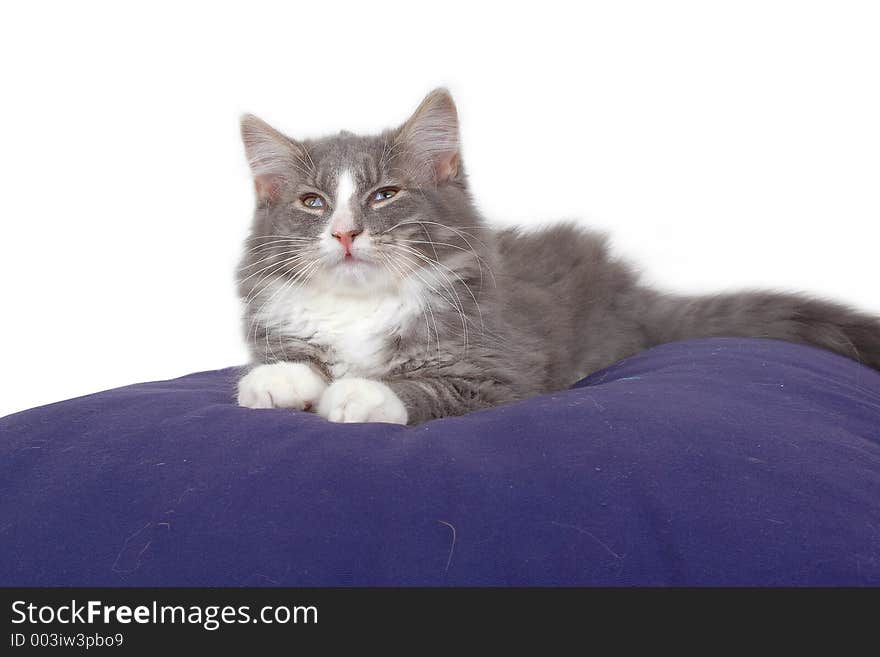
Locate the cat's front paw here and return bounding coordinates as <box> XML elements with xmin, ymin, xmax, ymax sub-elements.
<box><xmin>237</xmin><ymin>362</ymin><xmax>327</xmax><ymax>410</ymax></box>
<box><xmin>316</xmin><ymin>378</ymin><xmax>408</xmax><ymax>424</ymax></box>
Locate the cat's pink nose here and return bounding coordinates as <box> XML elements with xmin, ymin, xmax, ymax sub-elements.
<box><xmin>332</xmin><ymin>229</ymin><xmax>362</xmax><ymax>256</ymax></box>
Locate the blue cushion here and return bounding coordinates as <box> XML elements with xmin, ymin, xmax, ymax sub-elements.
<box><xmin>2</xmin><ymin>338</ymin><xmax>879</xmax><ymax>586</ymax></box>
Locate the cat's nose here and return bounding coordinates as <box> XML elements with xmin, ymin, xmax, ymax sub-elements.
<box><xmin>332</xmin><ymin>229</ymin><xmax>362</xmax><ymax>256</ymax></box>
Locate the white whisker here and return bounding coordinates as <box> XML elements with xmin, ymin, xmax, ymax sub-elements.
<box><xmin>387</xmin><ymin>245</ymin><xmax>471</xmax><ymax>353</ymax></box>
<box><xmin>388</xmin><ymin>242</ymin><xmax>484</xmax><ymax>336</ymax></box>
<box><xmin>381</xmin><ymin>251</ymin><xmax>442</xmax><ymax>361</ymax></box>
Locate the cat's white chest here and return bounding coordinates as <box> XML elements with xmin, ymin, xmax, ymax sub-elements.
<box><xmin>266</xmin><ymin>284</ymin><xmax>420</xmax><ymax>378</ymax></box>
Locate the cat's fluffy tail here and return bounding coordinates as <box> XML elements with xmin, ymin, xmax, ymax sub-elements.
<box><xmin>642</xmin><ymin>290</ymin><xmax>880</xmax><ymax>370</ymax></box>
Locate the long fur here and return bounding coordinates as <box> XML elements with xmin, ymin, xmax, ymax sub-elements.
<box><xmin>237</xmin><ymin>90</ymin><xmax>880</xmax><ymax>424</ymax></box>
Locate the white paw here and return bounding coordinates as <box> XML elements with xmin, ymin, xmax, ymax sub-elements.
<box><xmin>237</xmin><ymin>362</ymin><xmax>328</xmax><ymax>410</ymax></box>
<box><xmin>316</xmin><ymin>378</ymin><xmax>409</xmax><ymax>424</ymax></box>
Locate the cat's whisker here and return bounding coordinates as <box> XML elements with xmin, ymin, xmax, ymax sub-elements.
<box><xmin>396</xmin><ymin>238</ymin><xmax>489</xmax><ymax>262</ymax></box>
<box><xmin>388</xmin><ymin>246</ymin><xmax>471</xmax><ymax>353</ymax></box>
<box><xmin>380</xmin><ymin>219</ymin><xmax>414</xmax><ymax>235</ymax></box>
<box><xmin>378</xmin><ymin>252</ymin><xmax>430</xmax><ymax>339</ymax></box>
<box><xmin>271</xmin><ymin>259</ymin><xmax>322</xmax><ymax>356</ymax></box>
<box><xmin>245</xmin><ymin>254</ymin><xmax>317</xmax><ymax>303</ymax></box>
<box><xmin>245</xmin><ymin>236</ymin><xmax>314</xmax><ymax>247</ymax></box>
<box><xmin>381</xmin><ymin>252</ymin><xmax>442</xmax><ymax>361</ymax></box>
<box><xmin>382</xmin><ymin>219</ymin><xmax>492</xmax><ymax>294</ymax></box>
<box><xmin>388</xmin><ymin>243</ymin><xmax>484</xmax><ymax>335</ymax></box>
<box><xmin>244</xmin><ymin>259</ymin><xmax>317</xmax><ymax>311</ymax></box>
<box><xmin>408</xmin><ymin>222</ymin><xmax>496</xmax><ymax>292</ymax></box>
<box><xmin>292</xmin><ymin>151</ymin><xmax>314</xmax><ymax>177</ymax></box>
<box><xmin>243</xmin><ymin>238</ymin><xmax>315</xmax><ymax>256</ymax></box>
<box><xmin>246</xmin><ymin>234</ymin><xmax>315</xmax><ymax>241</ymax></box>
<box><xmin>396</xmin><ymin>238</ymin><xmax>496</xmax><ymax>290</ymax></box>
<box><xmin>412</xmin><ymin>223</ymin><xmax>441</xmax><ymax>264</ymax></box>
<box><xmin>248</xmin><ymin>257</ymin><xmax>323</xmax><ymax>356</ymax></box>
<box><xmin>282</xmin><ymin>159</ymin><xmax>313</xmax><ymax>180</ymax></box>
<box><xmin>379</xmin><ymin>137</ymin><xmax>407</xmax><ymax>169</ymax></box>
<box><xmin>393</xmin><ymin>220</ymin><xmax>489</xmax><ymax>250</ymax></box>
<box><xmin>388</xmin><ymin>243</ymin><xmax>469</xmax><ymax>314</ymax></box>
<box><xmin>239</xmin><ymin>251</ymin><xmax>316</xmax><ymax>289</ymax></box>
<box><xmin>238</xmin><ymin>248</ymin><xmax>311</xmax><ymax>275</ymax></box>
<box><xmin>388</xmin><ymin>249</ymin><xmax>449</xmax><ymax>358</ymax></box>
<box><xmin>242</xmin><ymin>243</ymin><xmax>314</xmax><ymax>264</ymax></box>
<box><xmin>300</xmin><ymin>144</ymin><xmax>316</xmax><ymax>171</ymax></box>
<box><xmin>241</xmin><ymin>245</ymin><xmax>312</xmax><ymax>265</ymax></box>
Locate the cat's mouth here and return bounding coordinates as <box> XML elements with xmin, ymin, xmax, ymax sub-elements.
<box><xmin>317</xmin><ymin>253</ymin><xmax>389</xmax><ymax>287</ymax></box>
<box><xmin>329</xmin><ymin>254</ymin><xmax>379</xmax><ymax>272</ymax></box>
<box><xmin>339</xmin><ymin>254</ymin><xmax>369</xmax><ymax>265</ymax></box>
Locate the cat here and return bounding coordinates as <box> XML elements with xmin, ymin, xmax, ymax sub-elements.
<box><xmin>236</xmin><ymin>88</ymin><xmax>880</xmax><ymax>425</ymax></box>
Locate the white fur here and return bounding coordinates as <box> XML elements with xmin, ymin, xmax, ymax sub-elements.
<box><xmin>237</xmin><ymin>362</ymin><xmax>327</xmax><ymax>409</ymax></box>
<box><xmin>246</xmin><ymin>170</ymin><xmax>428</xmax><ymax>420</ymax></box>
<box><xmin>256</xmin><ymin>276</ymin><xmax>425</xmax><ymax>380</ymax></box>
<box><xmin>329</xmin><ymin>169</ymin><xmax>357</xmax><ymax>235</ymax></box>
<box><xmin>317</xmin><ymin>378</ymin><xmax>408</xmax><ymax>424</ymax></box>
<box><xmin>318</xmin><ymin>169</ymin><xmax>371</xmax><ymax>265</ymax></box>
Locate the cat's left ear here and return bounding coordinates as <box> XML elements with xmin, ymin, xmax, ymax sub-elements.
<box><xmin>395</xmin><ymin>88</ymin><xmax>461</xmax><ymax>184</ymax></box>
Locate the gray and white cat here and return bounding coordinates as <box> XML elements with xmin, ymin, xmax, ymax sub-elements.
<box><xmin>236</xmin><ymin>88</ymin><xmax>880</xmax><ymax>425</ymax></box>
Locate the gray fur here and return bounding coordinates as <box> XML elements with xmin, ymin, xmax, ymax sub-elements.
<box><xmin>237</xmin><ymin>89</ymin><xmax>880</xmax><ymax>424</ymax></box>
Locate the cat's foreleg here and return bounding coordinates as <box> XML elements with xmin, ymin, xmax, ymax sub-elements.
<box><xmin>237</xmin><ymin>362</ymin><xmax>328</xmax><ymax>411</ymax></box>
<box><xmin>316</xmin><ymin>378</ymin><xmax>409</xmax><ymax>424</ymax></box>
<box><xmin>317</xmin><ymin>372</ymin><xmax>510</xmax><ymax>425</ymax></box>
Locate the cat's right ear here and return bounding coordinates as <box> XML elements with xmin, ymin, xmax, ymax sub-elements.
<box><xmin>240</xmin><ymin>114</ymin><xmax>305</xmax><ymax>205</ymax></box>
<box><xmin>395</xmin><ymin>88</ymin><xmax>461</xmax><ymax>185</ymax></box>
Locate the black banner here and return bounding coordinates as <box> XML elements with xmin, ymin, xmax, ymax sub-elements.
<box><xmin>0</xmin><ymin>587</ymin><xmax>872</xmax><ymax>650</ymax></box>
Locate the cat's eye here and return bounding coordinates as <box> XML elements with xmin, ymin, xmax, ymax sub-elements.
<box><xmin>301</xmin><ymin>194</ymin><xmax>326</xmax><ymax>209</ymax></box>
<box><xmin>371</xmin><ymin>187</ymin><xmax>400</xmax><ymax>203</ymax></box>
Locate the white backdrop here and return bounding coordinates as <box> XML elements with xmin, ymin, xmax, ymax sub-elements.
<box><xmin>1</xmin><ymin>1</ymin><xmax>878</xmax><ymax>417</ymax></box>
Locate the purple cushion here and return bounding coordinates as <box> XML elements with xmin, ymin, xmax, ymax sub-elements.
<box><xmin>2</xmin><ymin>338</ymin><xmax>879</xmax><ymax>585</ymax></box>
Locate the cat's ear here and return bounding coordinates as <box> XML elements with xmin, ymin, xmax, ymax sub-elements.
<box><xmin>395</xmin><ymin>88</ymin><xmax>461</xmax><ymax>184</ymax></box>
<box><xmin>240</xmin><ymin>114</ymin><xmax>305</xmax><ymax>204</ymax></box>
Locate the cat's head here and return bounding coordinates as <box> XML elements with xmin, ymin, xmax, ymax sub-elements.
<box><xmin>238</xmin><ymin>89</ymin><xmax>485</xmax><ymax>298</ymax></box>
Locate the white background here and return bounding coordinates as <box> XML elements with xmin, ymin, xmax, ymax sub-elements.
<box><xmin>1</xmin><ymin>1</ymin><xmax>878</xmax><ymax>417</ymax></box>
